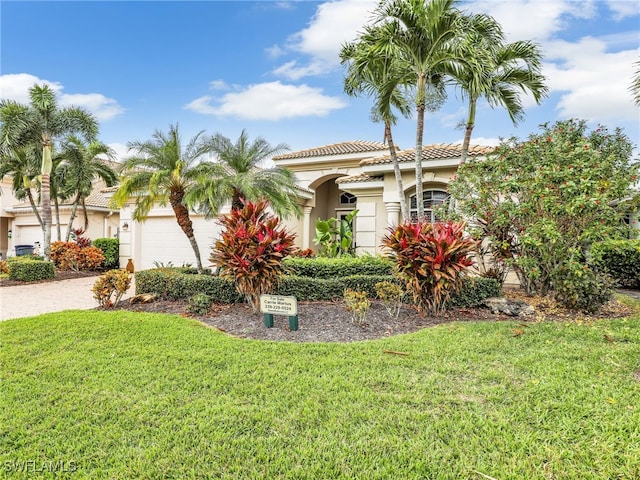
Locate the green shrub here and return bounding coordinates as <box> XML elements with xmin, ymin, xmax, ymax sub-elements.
<box><xmin>283</xmin><ymin>256</ymin><xmax>393</xmax><ymax>278</ymax></box>
<box><xmin>8</xmin><ymin>259</ymin><xmax>55</xmax><ymax>282</ymax></box>
<box><xmin>447</xmin><ymin>277</ymin><xmax>502</xmax><ymax>308</ymax></box>
<box><xmin>187</xmin><ymin>293</ymin><xmax>213</xmax><ymax>316</ymax></box>
<box><xmin>590</xmin><ymin>239</ymin><xmax>640</xmax><ymax>289</ymax></box>
<box><xmin>552</xmin><ymin>260</ymin><xmax>613</xmax><ymax>314</ymax></box>
<box><xmin>93</xmin><ymin>238</ymin><xmax>120</xmax><ymax>270</ymax></box>
<box><xmin>7</xmin><ymin>254</ymin><xmax>44</xmax><ymax>263</ymax></box>
<box><xmin>136</xmin><ymin>270</ymin><xmax>243</xmax><ymax>303</ymax></box>
<box><xmin>134</xmin><ymin>269</ymin><xmax>499</xmax><ymax>308</ymax></box>
<box><xmin>92</xmin><ymin>269</ymin><xmax>132</xmax><ymax>308</ymax></box>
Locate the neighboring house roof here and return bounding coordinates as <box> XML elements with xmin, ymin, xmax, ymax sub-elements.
<box><xmin>7</xmin><ymin>190</ymin><xmax>114</xmax><ymax>212</ymax></box>
<box><xmin>273</xmin><ymin>141</ymin><xmax>388</xmax><ymax>160</ymax></box>
<box><xmin>360</xmin><ymin>143</ymin><xmax>495</xmax><ymax>166</ymax></box>
<box><xmin>335</xmin><ymin>173</ymin><xmax>384</xmax><ymax>184</ymax></box>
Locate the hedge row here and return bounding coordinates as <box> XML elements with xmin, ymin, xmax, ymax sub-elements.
<box><xmin>282</xmin><ymin>256</ymin><xmax>393</xmax><ymax>278</ymax></box>
<box><xmin>136</xmin><ymin>269</ymin><xmax>500</xmax><ymax>307</ymax></box>
<box><xmin>590</xmin><ymin>239</ymin><xmax>640</xmax><ymax>289</ymax></box>
<box><xmin>8</xmin><ymin>259</ymin><xmax>55</xmax><ymax>282</ymax></box>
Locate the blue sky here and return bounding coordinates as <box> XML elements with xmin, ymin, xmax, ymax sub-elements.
<box><xmin>1</xmin><ymin>0</ymin><xmax>639</xmax><ymax>162</ymax></box>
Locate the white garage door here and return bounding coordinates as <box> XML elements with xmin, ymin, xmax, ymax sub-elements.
<box><xmin>138</xmin><ymin>216</ymin><xmax>221</xmax><ymax>271</ymax></box>
<box><xmin>12</xmin><ymin>225</ymin><xmax>43</xmax><ymax>255</ymax></box>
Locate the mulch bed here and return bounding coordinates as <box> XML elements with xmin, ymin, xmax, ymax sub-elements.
<box><xmin>109</xmin><ymin>289</ymin><xmax>637</xmax><ymax>343</ymax></box>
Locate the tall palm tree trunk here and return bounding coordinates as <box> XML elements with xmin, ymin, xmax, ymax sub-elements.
<box><xmin>25</xmin><ymin>186</ymin><xmax>44</xmax><ymax>228</ymax></box>
<box><xmin>414</xmin><ymin>100</ymin><xmax>426</xmax><ymax>221</ymax></box>
<box><xmin>41</xmin><ymin>137</ymin><xmax>53</xmax><ymax>260</ymax></box>
<box><xmin>65</xmin><ymin>193</ymin><xmax>82</xmax><ymax>241</ymax></box>
<box><xmin>385</xmin><ymin>122</ymin><xmax>409</xmax><ymax>222</ymax></box>
<box><xmin>54</xmin><ymin>197</ymin><xmax>62</xmax><ymax>241</ymax></box>
<box><xmin>170</xmin><ymin>189</ymin><xmax>203</xmax><ymax>272</ymax></box>
<box><xmin>461</xmin><ymin>97</ymin><xmax>477</xmax><ymax>165</ymax></box>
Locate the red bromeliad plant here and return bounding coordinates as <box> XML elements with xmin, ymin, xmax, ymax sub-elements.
<box><xmin>382</xmin><ymin>221</ymin><xmax>478</xmax><ymax>315</ymax></box>
<box><xmin>210</xmin><ymin>199</ymin><xmax>296</xmax><ymax>312</ymax></box>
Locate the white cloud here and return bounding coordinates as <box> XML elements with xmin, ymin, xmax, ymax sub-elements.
<box><xmin>0</xmin><ymin>73</ymin><xmax>62</xmax><ymax>103</ymax></box>
<box><xmin>606</xmin><ymin>0</ymin><xmax>640</xmax><ymax>20</ymax></box>
<box><xmin>59</xmin><ymin>93</ymin><xmax>124</xmax><ymax>121</ymax></box>
<box><xmin>468</xmin><ymin>0</ymin><xmax>596</xmax><ymax>42</ymax></box>
<box><xmin>209</xmin><ymin>79</ymin><xmax>229</xmax><ymax>90</ymax></box>
<box><xmin>105</xmin><ymin>143</ymin><xmax>131</xmax><ymax>163</ymax></box>
<box><xmin>543</xmin><ymin>37</ymin><xmax>639</xmax><ymax>122</ymax></box>
<box><xmin>453</xmin><ymin>136</ymin><xmax>502</xmax><ymax>147</ymax></box>
<box><xmin>272</xmin><ymin>0</ymin><xmax>377</xmax><ymax>80</ymax></box>
<box><xmin>0</xmin><ymin>73</ymin><xmax>124</xmax><ymax>121</ymax></box>
<box><xmin>184</xmin><ymin>81</ymin><xmax>347</xmax><ymax>120</ymax></box>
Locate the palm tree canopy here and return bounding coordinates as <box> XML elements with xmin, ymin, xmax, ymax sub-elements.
<box><xmin>56</xmin><ymin>136</ymin><xmax>118</xmax><ymax>201</ymax></box>
<box><xmin>454</xmin><ymin>19</ymin><xmax>548</xmax><ymax>125</ymax></box>
<box><xmin>0</xmin><ymin>84</ymin><xmax>98</xmax><ymax>150</ymax></box>
<box><xmin>113</xmin><ymin>124</ymin><xmax>213</xmax><ymax>220</ymax></box>
<box><xmin>187</xmin><ymin>129</ymin><xmax>302</xmax><ymax>219</ymax></box>
<box><xmin>631</xmin><ymin>59</ymin><xmax>640</xmax><ymax>106</ymax></box>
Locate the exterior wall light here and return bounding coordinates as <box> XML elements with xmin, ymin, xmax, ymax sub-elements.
<box><xmin>122</xmin><ymin>222</ymin><xmax>129</xmax><ymax>231</ymax></box>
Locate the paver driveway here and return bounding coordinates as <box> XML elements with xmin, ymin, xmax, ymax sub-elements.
<box><xmin>0</xmin><ymin>275</ymin><xmax>135</xmax><ymax>321</ymax></box>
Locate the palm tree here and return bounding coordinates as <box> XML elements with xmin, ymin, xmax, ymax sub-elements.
<box><xmin>455</xmin><ymin>21</ymin><xmax>548</xmax><ymax>164</ymax></box>
<box><xmin>0</xmin><ymin>145</ymin><xmax>43</xmax><ymax>227</ymax></box>
<box><xmin>113</xmin><ymin>124</ymin><xmax>215</xmax><ymax>272</ymax></box>
<box><xmin>631</xmin><ymin>59</ymin><xmax>640</xmax><ymax>106</ymax></box>
<box><xmin>373</xmin><ymin>0</ymin><xmax>502</xmax><ymax>219</ymax></box>
<box><xmin>56</xmin><ymin>136</ymin><xmax>118</xmax><ymax>241</ymax></box>
<box><xmin>341</xmin><ymin>23</ymin><xmax>413</xmax><ymax>222</ymax></box>
<box><xmin>189</xmin><ymin>129</ymin><xmax>301</xmax><ymax>219</ymax></box>
<box><xmin>0</xmin><ymin>84</ymin><xmax>98</xmax><ymax>259</ymax></box>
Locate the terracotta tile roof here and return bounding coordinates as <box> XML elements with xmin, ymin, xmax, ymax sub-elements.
<box><xmin>273</xmin><ymin>141</ymin><xmax>388</xmax><ymax>160</ymax></box>
<box><xmin>335</xmin><ymin>174</ymin><xmax>383</xmax><ymax>184</ymax></box>
<box><xmin>10</xmin><ymin>191</ymin><xmax>113</xmax><ymax>211</ymax></box>
<box><xmin>361</xmin><ymin>143</ymin><xmax>495</xmax><ymax>166</ymax></box>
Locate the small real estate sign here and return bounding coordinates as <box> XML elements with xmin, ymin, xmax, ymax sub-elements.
<box><xmin>259</xmin><ymin>294</ymin><xmax>299</xmax><ymax>331</ymax></box>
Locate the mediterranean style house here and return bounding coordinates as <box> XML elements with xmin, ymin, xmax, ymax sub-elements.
<box><xmin>272</xmin><ymin>141</ymin><xmax>496</xmax><ymax>255</ymax></box>
<box><xmin>2</xmin><ymin>140</ymin><xmax>639</xmax><ymax>268</ymax></box>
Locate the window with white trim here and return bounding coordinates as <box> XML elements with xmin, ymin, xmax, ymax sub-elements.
<box><xmin>409</xmin><ymin>189</ymin><xmax>448</xmax><ymax>222</ymax></box>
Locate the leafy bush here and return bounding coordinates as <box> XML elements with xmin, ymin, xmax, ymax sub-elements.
<box><xmin>92</xmin><ymin>270</ymin><xmax>132</xmax><ymax>308</ymax></box>
<box><xmin>314</xmin><ymin>209</ymin><xmax>358</xmax><ymax>257</ymax></box>
<box><xmin>210</xmin><ymin>200</ymin><xmax>296</xmax><ymax>312</ymax></box>
<box><xmin>274</xmin><ymin>274</ymin><xmax>396</xmax><ymax>301</ymax></box>
<box><xmin>71</xmin><ymin>228</ymin><xmax>92</xmax><ymax>248</ymax></box>
<box><xmin>552</xmin><ymin>260</ymin><xmax>613</xmax><ymax>313</ymax></box>
<box><xmin>93</xmin><ymin>238</ymin><xmax>119</xmax><ymax>270</ymax></box>
<box><xmin>187</xmin><ymin>293</ymin><xmax>213</xmax><ymax>316</ymax></box>
<box><xmin>136</xmin><ymin>270</ymin><xmax>243</xmax><ymax>303</ymax></box>
<box><xmin>283</xmin><ymin>256</ymin><xmax>393</xmax><ymax>279</ymax></box>
<box><xmin>344</xmin><ymin>289</ymin><xmax>370</xmax><ymax>326</ymax></box>
<box><xmin>8</xmin><ymin>259</ymin><xmax>55</xmax><ymax>281</ymax></box>
<box><xmin>0</xmin><ymin>260</ymin><xmax>9</xmax><ymax>275</ymax></box>
<box><xmin>135</xmin><ymin>269</ymin><xmax>499</xmax><ymax>307</ymax></box>
<box><xmin>382</xmin><ymin>221</ymin><xmax>478</xmax><ymax>315</ymax></box>
<box><xmin>375</xmin><ymin>281</ymin><xmax>405</xmax><ymax>319</ymax></box>
<box><xmin>590</xmin><ymin>239</ymin><xmax>640</xmax><ymax>289</ymax></box>
<box><xmin>49</xmin><ymin>242</ymin><xmax>105</xmax><ymax>271</ymax></box>
<box><xmin>448</xmin><ymin>119</ymin><xmax>639</xmax><ymax>302</ymax></box>
<box><xmin>446</xmin><ymin>277</ymin><xmax>502</xmax><ymax>308</ymax></box>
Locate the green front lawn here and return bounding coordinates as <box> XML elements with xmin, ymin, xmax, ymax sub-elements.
<box><xmin>2</xmin><ymin>310</ymin><xmax>639</xmax><ymax>479</ymax></box>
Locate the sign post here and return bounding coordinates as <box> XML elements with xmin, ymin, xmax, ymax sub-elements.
<box><xmin>260</xmin><ymin>295</ymin><xmax>299</xmax><ymax>331</ymax></box>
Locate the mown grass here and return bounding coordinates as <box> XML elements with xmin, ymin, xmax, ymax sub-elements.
<box><xmin>1</xmin><ymin>309</ymin><xmax>639</xmax><ymax>479</ymax></box>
